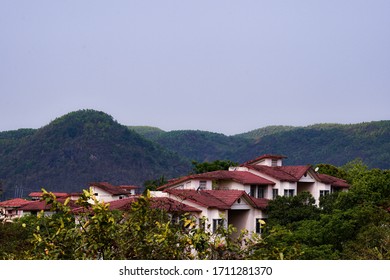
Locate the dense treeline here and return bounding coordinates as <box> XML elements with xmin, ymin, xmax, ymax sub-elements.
<box><xmin>1</xmin><ymin>109</ymin><xmax>389</xmax><ymax>200</ymax></box>
<box><xmin>1</xmin><ymin>160</ymin><xmax>389</xmax><ymax>260</ymax></box>
<box><xmin>0</xmin><ymin>110</ymin><xmax>190</xmax><ymax>199</ymax></box>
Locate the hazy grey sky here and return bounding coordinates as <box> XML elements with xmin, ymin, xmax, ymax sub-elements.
<box><xmin>1</xmin><ymin>0</ymin><xmax>389</xmax><ymax>135</ymax></box>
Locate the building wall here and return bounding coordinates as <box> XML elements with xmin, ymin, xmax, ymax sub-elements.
<box><xmin>90</xmin><ymin>187</ymin><xmax>115</xmax><ymax>202</ymax></box>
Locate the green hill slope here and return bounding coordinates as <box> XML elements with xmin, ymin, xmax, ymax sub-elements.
<box><xmin>235</xmin><ymin>121</ymin><xmax>390</xmax><ymax>168</ymax></box>
<box><xmin>137</xmin><ymin>121</ymin><xmax>390</xmax><ymax>169</ymax></box>
<box><xmin>0</xmin><ymin>110</ymin><xmax>190</xmax><ymax>199</ymax></box>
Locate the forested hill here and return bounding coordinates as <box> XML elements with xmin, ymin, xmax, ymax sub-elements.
<box><xmin>1</xmin><ymin>110</ymin><xmax>388</xmax><ymax>200</ymax></box>
<box><xmin>130</xmin><ymin>121</ymin><xmax>390</xmax><ymax>169</ymax></box>
<box><xmin>0</xmin><ymin>110</ymin><xmax>190</xmax><ymax>200</ymax></box>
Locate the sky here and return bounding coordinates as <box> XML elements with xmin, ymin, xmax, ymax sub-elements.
<box><xmin>1</xmin><ymin>0</ymin><xmax>389</xmax><ymax>135</ymax></box>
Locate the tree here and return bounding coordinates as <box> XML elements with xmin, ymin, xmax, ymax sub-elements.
<box><xmin>191</xmin><ymin>160</ymin><xmax>238</xmax><ymax>174</ymax></box>
<box><xmin>143</xmin><ymin>175</ymin><xmax>167</xmax><ymax>193</ymax></box>
<box><xmin>267</xmin><ymin>192</ymin><xmax>320</xmax><ymax>227</ymax></box>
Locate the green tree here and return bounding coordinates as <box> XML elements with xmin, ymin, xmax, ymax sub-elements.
<box><xmin>191</xmin><ymin>160</ymin><xmax>238</xmax><ymax>174</ymax></box>
<box><xmin>267</xmin><ymin>192</ymin><xmax>320</xmax><ymax>227</ymax></box>
<box><xmin>143</xmin><ymin>175</ymin><xmax>167</xmax><ymax>193</ymax></box>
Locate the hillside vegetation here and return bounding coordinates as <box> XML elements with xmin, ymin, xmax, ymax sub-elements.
<box><xmin>135</xmin><ymin>121</ymin><xmax>390</xmax><ymax>168</ymax></box>
<box><xmin>0</xmin><ymin>110</ymin><xmax>190</xmax><ymax>199</ymax></box>
<box><xmin>1</xmin><ymin>110</ymin><xmax>389</xmax><ymax>199</ymax></box>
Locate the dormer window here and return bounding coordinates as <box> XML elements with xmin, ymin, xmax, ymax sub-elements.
<box><xmin>271</xmin><ymin>159</ymin><xmax>278</xmax><ymax>167</ymax></box>
<box><xmin>198</xmin><ymin>181</ymin><xmax>207</xmax><ymax>190</ymax></box>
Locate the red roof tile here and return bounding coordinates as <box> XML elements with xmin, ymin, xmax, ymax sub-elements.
<box><xmin>165</xmin><ymin>189</ymin><xmax>266</xmax><ymax>210</ymax></box>
<box><xmin>20</xmin><ymin>198</ymin><xmax>78</xmax><ymax>211</ymax></box>
<box><xmin>0</xmin><ymin>198</ymin><xmax>30</xmax><ymax>208</ymax></box>
<box><xmin>107</xmin><ymin>197</ymin><xmax>201</xmax><ymax>213</ymax></box>
<box><xmin>29</xmin><ymin>192</ymin><xmax>70</xmax><ymax>198</ymax></box>
<box><xmin>244</xmin><ymin>154</ymin><xmax>287</xmax><ymax>165</ymax></box>
<box><xmin>317</xmin><ymin>174</ymin><xmax>350</xmax><ymax>188</ymax></box>
<box><xmin>90</xmin><ymin>182</ymin><xmax>134</xmax><ymax>195</ymax></box>
<box><xmin>245</xmin><ymin>164</ymin><xmax>299</xmax><ymax>181</ymax></box>
<box><xmin>158</xmin><ymin>170</ymin><xmax>274</xmax><ymax>190</ymax></box>
<box><xmin>248</xmin><ymin>197</ymin><xmax>269</xmax><ymax>210</ymax></box>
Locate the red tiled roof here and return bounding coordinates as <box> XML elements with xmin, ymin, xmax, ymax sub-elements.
<box><xmin>28</xmin><ymin>192</ymin><xmax>70</xmax><ymax>198</ymax></box>
<box><xmin>165</xmin><ymin>189</ymin><xmax>267</xmax><ymax>210</ymax></box>
<box><xmin>20</xmin><ymin>200</ymin><xmax>52</xmax><ymax>211</ymax></box>
<box><xmin>158</xmin><ymin>170</ymin><xmax>274</xmax><ymax>190</ymax></box>
<box><xmin>248</xmin><ymin>197</ymin><xmax>269</xmax><ymax>210</ymax></box>
<box><xmin>278</xmin><ymin>165</ymin><xmax>313</xmax><ymax>180</ymax></box>
<box><xmin>90</xmin><ymin>182</ymin><xmax>132</xmax><ymax>195</ymax></box>
<box><xmin>119</xmin><ymin>185</ymin><xmax>141</xmax><ymax>190</ymax></box>
<box><xmin>244</xmin><ymin>154</ymin><xmax>287</xmax><ymax>165</ymax></box>
<box><xmin>0</xmin><ymin>198</ymin><xmax>30</xmax><ymax>208</ymax></box>
<box><xmin>317</xmin><ymin>174</ymin><xmax>350</xmax><ymax>188</ymax></box>
<box><xmin>245</xmin><ymin>164</ymin><xmax>299</xmax><ymax>181</ymax></box>
<box><xmin>20</xmin><ymin>198</ymin><xmax>78</xmax><ymax>211</ymax></box>
<box><xmin>107</xmin><ymin>197</ymin><xmax>201</xmax><ymax>213</ymax></box>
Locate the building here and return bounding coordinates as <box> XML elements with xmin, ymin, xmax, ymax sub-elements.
<box><xmin>153</xmin><ymin>154</ymin><xmax>349</xmax><ymax>234</ymax></box>
<box><xmin>0</xmin><ymin>198</ymin><xmax>30</xmax><ymax>220</ymax></box>
<box><xmin>89</xmin><ymin>182</ymin><xmax>140</xmax><ymax>203</ymax></box>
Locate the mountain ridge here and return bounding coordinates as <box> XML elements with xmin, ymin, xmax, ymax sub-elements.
<box><xmin>1</xmin><ymin>110</ymin><xmax>388</xmax><ymax>200</ymax></box>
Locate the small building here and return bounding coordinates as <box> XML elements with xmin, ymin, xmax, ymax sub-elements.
<box><xmin>0</xmin><ymin>198</ymin><xmax>30</xmax><ymax>220</ymax></box>
<box><xmin>89</xmin><ymin>182</ymin><xmax>140</xmax><ymax>203</ymax></box>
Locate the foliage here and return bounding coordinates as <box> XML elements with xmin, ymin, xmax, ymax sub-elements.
<box><xmin>263</xmin><ymin>159</ymin><xmax>390</xmax><ymax>260</ymax></box>
<box><xmin>267</xmin><ymin>192</ymin><xmax>320</xmax><ymax>227</ymax></box>
<box><xmin>16</xmin><ymin>190</ymin><xmax>261</xmax><ymax>260</ymax></box>
<box><xmin>1</xmin><ymin>110</ymin><xmax>389</xmax><ymax>198</ymax></box>
<box><xmin>0</xmin><ymin>109</ymin><xmax>191</xmax><ymax>199</ymax></box>
<box><xmin>143</xmin><ymin>175</ymin><xmax>167</xmax><ymax>193</ymax></box>
<box><xmin>315</xmin><ymin>163</ymin><xmax>348</xmax><ymax>180</ymax></box>
<box><xmin>191</xmin><ymin>160</ymin><xmax>238</xmax><ymax>174</ymax></box>
<box><xmin>0</xmin><ymin>217</ymin><xmax>33</xmax><ymax>259</ymax></box>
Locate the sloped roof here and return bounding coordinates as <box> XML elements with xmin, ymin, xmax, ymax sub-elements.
<box><xmin>249</xmin><ymin>197</ymin><xmax>269</xmax><ymax>210</ymax></box>
<box><xmin>108</xmin><ymin>197</ymin><xmax>201</xmax><ymax>213</ymax></box>
<box><xmin>90</xmin><ymin>182</ymin><xmax>132</xmax><ymax>195</ymax></box>
<box><xmin>317</xmin><ymin>173</ymin><xmax>350</xmax><ymax>188</ymax></box>
<box><xmin>20</xmin><ymin>198</ymin><xmax>78</xmax><ymax>211</ymax></box>
<box><xmin>244</xmin><ymin>154</ymin><xmax>287</xmax><ymax>165</ymax></box>
<box><xmin>245</xmin><ymin>164</ymin><xmax>300</xmax><ymax>181</ymax></box>
<box><xmin>0</xmin><ymin>198</ymin><xmax>30</xmax><ymax>208</ymax></box>
<box><xmin>29</xmin><ymin>192</ymin><xmax>70</xmax><ymax>198</ymax></box>
<box><xmin>158</xmin><ymin>170</ymin><xmax>274</xmax><ymax>190</ymax></box>
<box><xmin>165</xmin><ymin>189</ymin><xmax>268</xmax><ymax>210</ymax></box>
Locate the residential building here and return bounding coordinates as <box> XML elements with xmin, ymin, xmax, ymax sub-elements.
<box><xmin>0</xmin><ymin>198</ymin><xmax>30</xmax><ymax>220</ymax></box>
<box><xmin>155</xmin><ymin>154</ymin><xmax>349</xmax><ymax>234</ymax></box>
<box><xmin>89</xmin><ymin>182</ymin><xmax>140</xmax><ymax>203</ymax></box>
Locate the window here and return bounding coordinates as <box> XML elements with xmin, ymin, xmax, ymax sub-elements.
<box><xmin>212</xmin><ymin>219</ymin><xmax>224</xmax><ymax>233</ymax></box>
<box><xmin>271</xmin><ymin>159</ymin><xmax>278</xmax><ymax>166</ymax></box>
<box><xmin>250</xmin><ymin>185</ymin><xmax>267</xmax><ymax>198</ymax></box>
<box><xmin>284</xmin><ymin>189</ymin><xmax>294</xmax><ymax>197</ymax></box>
<box><xmin>198</xmin><ymin>181</ymin><xmax>207</xmax><ymax>190</ymax></box>
<box><xmin>257</xmin><ymin>186</ymin><xmax>265</xmax><ymax>198</ymax></box>
<box><xmin>199</xmin><ymin>218</ymin><xmax>206</xmax><ymax>231</ymax></box>
<box><xmin>255</xmin><ymin>218</ymin><xmax>267</xmax><ymax>234</ymax></box>
<box><xmin>320</xmin><ymin>190</ymin><xmax>330</xmax><ymax>197</ymax></box>
<box><xmin>272</xmin><ymin>189</ymin><xmax>279</xmax><ymax>199</ymax></box>
<box><xmin>250</xmin><ymin>185</ymin><xmax>256</xmax><ymax>197</ymax></box>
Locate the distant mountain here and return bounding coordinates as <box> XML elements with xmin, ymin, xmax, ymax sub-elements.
<box><xmin>0</xmin><ymin>110</ymin><xmax>190</xmax><ymax>200</ymax></box>
<box><xmin>234</xmin><ymin>125</ymin><xmax>297</xmax><ymax>141</ymax></box>
<box><xmin>136</xmin><ymin>121</ymin><xmax>390</xmax><ymax>169</ymax></box>
<box><xmin>1</xmin><ymin>110</ymin><xmax>388</xmax><ymax>200</ymax></box>
<box><xmin>128</xmin><ymin>126</ymin><xmax>166</xmax><ymax>141</ymax></box>
<box><xmin>236</xmin><ymin>121</ymin><xmax>390</xmax><ymax>168</ymax></box>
